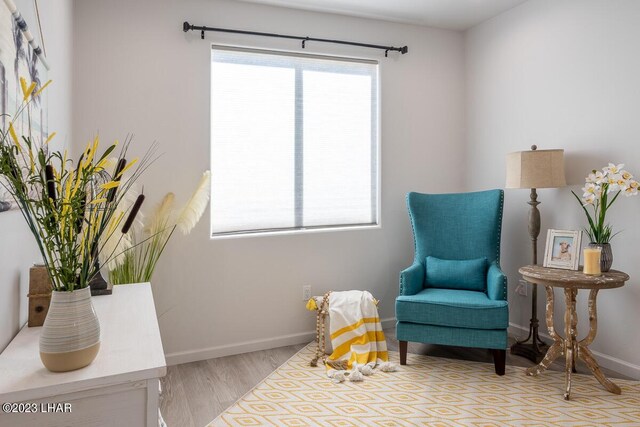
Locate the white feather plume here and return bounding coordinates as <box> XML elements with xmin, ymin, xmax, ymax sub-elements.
<box><xmin>176</xmin><ymin>171</ymin><xmax>211</xmax><ymax>235</ymax></box>
<box><xmin>144</xmin><ymin>192</ymin><xmax>175</xmax><ymax>236</ymax></box>
<box><xmin>100</xmin><ymin>228</ymin><xmax>133</xmax><ymax>271</ymax></box>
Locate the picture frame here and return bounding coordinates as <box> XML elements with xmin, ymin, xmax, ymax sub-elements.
<box><xmin>543</xmin><ymin>229</ymin><xmax>582</xmax><ymax>270</ymax></box>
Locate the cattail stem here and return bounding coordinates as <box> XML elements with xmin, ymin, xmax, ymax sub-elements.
<box><xmin>122</xmin><ymin>194</ymin><xmax>145</xmax><ymax>234</ymax></box>
<box><xmin>45</xmin><ymin>165</ymin><xmax>56</xmax><ymax>202</ymax></box>
<box><xmin>107</xmin><ymin>158</ymin><xmax>127</xmax><ymax>203</ymax></box>
<box><xmin>76</xmin><ymin>152</ymin><xmax>85</xmax><ymax>168</ymax></box>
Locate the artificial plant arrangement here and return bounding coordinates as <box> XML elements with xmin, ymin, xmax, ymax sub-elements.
<box><xmin>572</xmin><ymin>163</ymin><xmax>638</xmax><ymax>243</ymax></box>
<box><xmin>572</xmin><ymin>163</ymin><xmax>638</xmax><ymax>271</ymax></box>
<box><xmin>0</xmin><ymin>78</ymin><xmax>152</xmax><ymax>371</ymax></box>
<box><xmin>109</xmin><ymin>171</ymin><xmax>211</xmax><ymax>285</ymax></box>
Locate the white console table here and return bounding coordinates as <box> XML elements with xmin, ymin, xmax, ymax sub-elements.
<box><xmin>0</xmin><ymin>283</ymin><xmax>166</xmax><ymax>427</ymax></box>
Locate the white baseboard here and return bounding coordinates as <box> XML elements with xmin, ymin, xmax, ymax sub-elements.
<box><xmin>509</xmin><ymin>322</ymin><xmax>640</xmax><ymax>380</ymax></box>
<box><xmin>165</xmin><ymin>317</ymin><xmax>397</xmax><ymax>366</ymax></box>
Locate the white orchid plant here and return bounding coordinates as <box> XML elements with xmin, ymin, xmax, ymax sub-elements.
<box><xmin>571</xmin><ymin>163</ymin><xmax>639</xmax><ymax>244</ymax></box>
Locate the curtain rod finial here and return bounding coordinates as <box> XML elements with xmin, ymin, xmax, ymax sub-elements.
<box><xmin>183</xmin><ymin>21</ymin><xmax>190</xmax><ymax>32</ymax></box>
<box><xmin>401</xmin><ymin>46</ymin><xmax>408</xmax><ymax>54</ymax></box>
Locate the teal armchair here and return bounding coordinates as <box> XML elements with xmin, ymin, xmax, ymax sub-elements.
<box><xmin>395</xmin><ymin>190</ymin><xmax>508</xmax><ymax>375</ymax></box>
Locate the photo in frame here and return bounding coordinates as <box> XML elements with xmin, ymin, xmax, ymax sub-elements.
<box><xmin>543</xmin><ymin>229</ymin><xmax>582</xmax><ymax>270</ymax></box>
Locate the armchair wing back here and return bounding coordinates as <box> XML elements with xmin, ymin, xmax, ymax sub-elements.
<box><xmin>397</xmin><ymin>189</ymin><xmax>508</xmax><ymax>375</ymax></box>
<box><xmin>407</xmin><ymin>190</ymin><xmax>503</xmax><ymax>265</ymax></box>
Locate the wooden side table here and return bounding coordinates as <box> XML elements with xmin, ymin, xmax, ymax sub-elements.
<box><xmin>518</xmin><ymin>265</ymin><xmax>629</xmax><ymax>400</ymax></box>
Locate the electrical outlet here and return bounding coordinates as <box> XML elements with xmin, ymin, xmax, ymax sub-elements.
<box><xmin>303</xmin><ymin>285</ymin><xmax>312</xmax><ymax>301</ymax></box>
<box><xmin>516</xmin><ymin>279</ymin><xmax>528</xmax><ymax>297</ymax></box>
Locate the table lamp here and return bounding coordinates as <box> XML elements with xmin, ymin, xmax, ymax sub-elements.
<box><xmin>506</xmin><ymin>145</ymin><xmax>566</xmax><ymax>363</ymax></box>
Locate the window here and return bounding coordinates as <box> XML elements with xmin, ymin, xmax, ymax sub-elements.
<box><xmin>210</xmin><ymin>46</ymin><xmax>379</xmax><ymax>237</ymax></box>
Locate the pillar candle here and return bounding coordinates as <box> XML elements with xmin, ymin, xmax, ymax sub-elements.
<box><xmin>583</xmin><ymin>247</ymin><xmax>602</xmax><ymax>275</ymax></box>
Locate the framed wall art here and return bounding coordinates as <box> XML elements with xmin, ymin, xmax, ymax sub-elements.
<box><xmin>0</xmin><ymin>0</ymin><xmax>49</xmax><ymax>212</ymax></box>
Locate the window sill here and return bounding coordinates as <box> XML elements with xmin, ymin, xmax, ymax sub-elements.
<box><xmin>210</xmin><ymin>223</ymin><xmax>381</xmax><ymax>240</ymax></box>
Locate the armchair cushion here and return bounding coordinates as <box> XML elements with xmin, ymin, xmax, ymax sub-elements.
<box><xmin>396</xmin><ymin>288</ymin><xmax>509</xmax><ymax>330</ymax></box>
<box><xmin>425</xmin><ymin>256</ymin><xmax>487</xmax><ymax>292</ymax></box>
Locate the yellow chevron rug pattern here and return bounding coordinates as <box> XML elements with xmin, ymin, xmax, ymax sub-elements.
<box><xmin>208</xmin><ymin>344</ymin><xmax>640</xmax><ymax>426</ymax></box>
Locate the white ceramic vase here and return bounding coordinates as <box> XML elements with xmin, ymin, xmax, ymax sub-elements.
<box><xmin>39</xmin><ymin>287</ymin><xmax>101</xmax><ymax>372</ymax></box>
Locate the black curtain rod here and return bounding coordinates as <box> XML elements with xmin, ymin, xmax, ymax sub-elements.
<box><xmin>183</xmin><ymin>21</ymin><xmax>408</xmax><ymax>57</ymax></box>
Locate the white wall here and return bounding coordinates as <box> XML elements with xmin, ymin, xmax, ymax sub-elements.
<box><xmin>73</xmin><ymin>0</ymin><xmax>466</xmax><ymax>364</ymax></box>
<box><xmin>41</xmin><ymin>0</ymin><xmax>74</xmax><ymax>154</ymax></box>
<box><xmin>0</xmin><ymin>211</ymin><xmax>39</xmax><ymax>352</ymax></box>
<box><xmin>466</xmin><ymin>0</ymin><xmax>640</xmax><ymax>378</ymax></box>
<box><xmin>0</xmin><ymin>0</ymin><xmax>73</xmax><ymax>352</ymax></box>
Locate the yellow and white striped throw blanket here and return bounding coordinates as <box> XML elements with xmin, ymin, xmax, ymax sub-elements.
<box><xmin>325</xmin><ymin>290</ymin><xmax>393</xmax><ymax>382</ymax></box>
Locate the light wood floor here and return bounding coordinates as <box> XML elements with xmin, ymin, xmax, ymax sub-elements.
<box><xmin>160</xmin><ymin>329</ymin><xmax>631</xmax><ymax>427</ymax></box>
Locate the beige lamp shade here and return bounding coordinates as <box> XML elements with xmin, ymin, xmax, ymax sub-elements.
<box><xmin>506</xmin><ymin>148</ymin><xmax>566</xmax><ymax>189</ymax></box>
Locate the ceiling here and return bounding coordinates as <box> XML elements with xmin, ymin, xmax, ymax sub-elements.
<box><xmin>234</xmin><ymin>0</ymin><xmax>528</xmax><ymax>30</ymax></box>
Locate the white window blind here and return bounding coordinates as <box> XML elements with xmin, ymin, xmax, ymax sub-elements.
<box><xmin>210</xmin><ymin>46</ymin><xmax>379</xmax><ymax>236</ymax></box>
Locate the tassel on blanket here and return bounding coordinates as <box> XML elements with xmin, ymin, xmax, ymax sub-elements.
<box><xmin>358</xmin><ymin>364</ymin><xmax>374</xmax><ymax>376</ymax></box>
<box><xmin>379</xmin><ymin>362</ymin><xmax>399</xmax><ymax>372</ymax></box>
<box><xmin>349</xmin><ymin>364</ymin><xmax>364</xmax><ymax>382</ymax></box>
<box><xmin>327</xmin><ymin>361</ymin><xmax>396</xmax><ymax>384</ymax></box>
<box><xmin>305</xmin><ymin>298</ymin><xmax>318</xmax><ymax>311</ymax></box>
<box><xmin>328</xmin><ymin>370</ymin><xmax>346</xmax><ymax>383</ymax></box>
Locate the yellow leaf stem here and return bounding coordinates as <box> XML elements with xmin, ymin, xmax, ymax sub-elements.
<box><xmin>19</xmin><ymin>77</ymin><xmax>28</xmax><ymax>99</ymax></box>
<box><xmin>101</xmin><ymin>181</ymin><xmax>121</xmax><ymax>190</ymax></box>
<box><xmin>24</xmin><ymin>82</ymin><xmax>36</xmax><ymax>101</ymax></box>
<box><xmin>115</xmin><ymin>158</ymin><xmax>139</xmax><ymax>178</ymax></box>
<box><xmin>8</xmin><ymin>123</ymin><xmax>21</xmax><ymax>152</ymax></box>
<box><xmin>33</xmin><ymin>79</ymin><xmax>52</xmax><ymax>98</ymax></box>
<box><xmin>44</xmin><ymin>132</ymin><xmax>57</xmax><ymax>145</ymax></box>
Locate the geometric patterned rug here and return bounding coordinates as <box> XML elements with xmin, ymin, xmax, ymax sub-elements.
<box><xmin>208</xmin><ymin>343</ymin><xmax>640</xmax><ymax>427</ymax></box>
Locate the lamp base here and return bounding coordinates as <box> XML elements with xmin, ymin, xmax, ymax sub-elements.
<box><xmin>510</xmin><ymin>340</ymin><xmax>547</xmax><ymax>364</ymax></box>
<box><xmin>511</xmin><ymin>279</ymin><xmax>547</xmax><ymax>364</ymax></box>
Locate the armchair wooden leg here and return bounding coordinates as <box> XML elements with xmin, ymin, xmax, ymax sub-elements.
<box><xmin>491</xmin><ymin>349</ymin><xmax>506</xmax><ymax>376</ymax></box>
<box><xmin>399</xmin><ymin>341</ymin><xmax>408</xmax><ymax>365</ymax></box>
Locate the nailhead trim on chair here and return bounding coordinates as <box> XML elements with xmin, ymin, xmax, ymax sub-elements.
<box><xmin>497</xmin><ymin>190</ymin><xmax>503</xmax><ymax>264</ymax></box>
<box><xmin>503</xmin><ymin>275</ymin><xmax>507</xmax><ymax>300</ymax></box>
<box><xmin>406</xmin><ymin>192</ymin><xmax>418</xmax><ymax>264</ymax></box>
<box><xmin>402</xmin><ymin>192</ymin><xmax>418</xmax><ymax>296</ymax></box>
<box><xmin>498</xmin><ymin>190</ymin><xmax>507</xmax><ymax>300</ymax></box>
